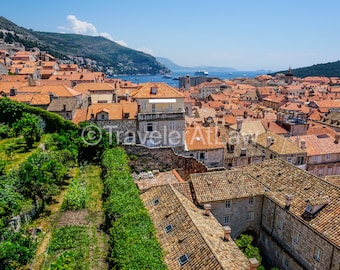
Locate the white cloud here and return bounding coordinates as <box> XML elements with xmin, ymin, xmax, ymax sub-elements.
<box><xmin>115</xmin><ymin>40</ymin><xmax>128</xmax><ymax>47</ymax></box>
<box><xmin>59</xmin><ymin>15</ymin><xmax>128</xmax><ymax>47</ymax></box>
<box><xmin>137</xmin><ymin>47</ymin><xmax>154</xmax><ymax>55</ymax></box>
<box><xmin>66</xmin><ymin>15</ymin><xmax>98</xmax><ymax>36</ymax></box>
<box><xmin>100</xmin><ymin>32</ymin><xmax>113</xmax><ymax>41</ymax></box>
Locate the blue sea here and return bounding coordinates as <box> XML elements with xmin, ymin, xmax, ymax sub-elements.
<box><xmin>113</xmin><ymin>71</ymin><xmax>264</xmax><ymax>87</ymax></box>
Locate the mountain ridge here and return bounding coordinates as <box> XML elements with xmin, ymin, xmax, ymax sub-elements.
<box><xmin>0</xmin><ymin>16</ymin><xmax>170</xmax><ymax>75</ymax></box>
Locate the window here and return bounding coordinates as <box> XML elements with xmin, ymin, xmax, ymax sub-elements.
<box><xmin>152</xmin><ymin>104</ymin><xmax>156</xmax><ymax>113</ymax></box>
<box><xmin>164</xmin><ymin>224</ymin><xmax>173</xmax><ymax>233</ymax></box>
<box><xmin>168</xmin><ymin>103</ymin><xmax>173</xmax><ymax>112</ymax></box>
<box><xmin>326</xmin><ymin>154</ymin><xmax>331</xmax><ymax>160</ymax></box>
<box><xmin>287</xmin><ymin>157</ymin><xmax>292</xmax><ymax>163</ymax></box>
<box><xmin>284</xmin><ymin>258</ymin><xmax>289</xmax><ymax>268</ymax></box>
<box><xmin>150</xmin><ymin>87</ymin><xmax>158</xmax><ymax>94</ymax></box>
<box><xmin>178</xmin><ymin>254</ymin><xmax>189</xmax><ymax>266</ymax></box>
<box><xmin>247</xmin><ymin>211</ymin><xmax>254</xmax><ymax>220</ymax></box>
<box><xmin>277</xmin><ymin>217</ymin><xmax>283</xmax><ymax>230</ymax></box>
<box><xmin>297</xmin><ymin>156</ymin><xmax>304</xmax><ymax>165</ymax></box>
<box><xmin>141</xmin><ymin>102</ymin><xmax>147</xmax><ymax>110</ymax></box>
<box><xmin>314</xmin><ymin>247</ymin><xmax>321</xmax><ymax>262</ymax></box>
<box><xmin>248</xmin><ymin>196</ymin><xmax>254</xmax><ymax>205</ymax></box>
<box><xmin>312</xmin><ymin>156</ymin><xmax>317</xmax><ymax>162</ymax></box>
<box><xmin>224</xmin><ymin>215</ymin><xmax>230</xmax><ymax>225</ymax></box>
<box><xmin>153</xmin><ymin>198</ymin><xmax>160</xmax><ymax>206</ymax></box>
<box><xmin>147</xmin><ymin>123</ymin><xmax>153</xmax><ymax>132</ymax></box>
<box><xmin>199</xmin><ymin>152</ymin><xmax>205</xmax><ymax>160</ymax></box>
<box><xmin>101</xmin><ymin>114</ymin><xmax>105</xmax><ymax>120</ymax></box>
<box><xmin>169</xmin><ymin>121</ymin><xmax>175</xmax><ymax>131</ymax></box>
<box><xmin>225</xmin><ymin>200</ymin><xmax>231</xmax><ymax>208</ymax></box>
<box><xmin>293</xmin><ymin>231</ymin><xmax>300</xmax><ymax>245</ymax></box>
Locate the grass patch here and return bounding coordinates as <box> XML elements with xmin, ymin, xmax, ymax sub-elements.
<box><xmin>45</xmin><ymin>226</ymin><xmax>90</xmax><ymax>270</ymax></box>
<box><xmin>0</xmin><ymin>134</ymin><xmax>51</xmax><ymax>173</ymax></box>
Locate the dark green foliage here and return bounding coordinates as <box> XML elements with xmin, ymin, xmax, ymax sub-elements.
<box><xmin>0</xmin><ymin>173</ymin><xmax>25</xmax><ymax>227</ymax></box>
<box><xmin>13</xmin><ymin>113</ymin><xmax>42</xmax><ymax>148</ymax></box>
<box><xmin>48</xmin><ymin>226</ymin><xmax>90</xmax><ymax>270</ymax></box>
<box><xmin>102</xmin><ymin>148</ymin><xmax>167</xmax><ymax>269</ymax></box>
<box><xmin>270</xmin><ymin>60</ymin><xmax>340</xmax><ymax>78</ymax></box>
<box><xmin>77</xmin><ymin>122</ymin><xmax>115</xmax><ymax>163</ymax></box>
<box><xmin>0</xmin><ymin>97</ymin><xmax>78</xmax><ymax>133</ymax></box>
<box><xmin>17</xmin><ymin>151</ymin><xmax>67</xmax><ymax>209</ymax></box>
<box><xmin>0</xmin><ymin>228</ymin><xmax>37</xmax><ymax>270</ymax></box>
<box><xmin>235</xmin><ymin>234</ymin><xmax>263</xmax><ymax>269</ymax></box>
<box><xmin>0</xmin><ymin>124</ymin><xmax>15</xmax><ymax>139</ymax></box>
<box><xmin>62</xmin><ymin>178</ymin><xmax>87</xmax><ymax>211</ymax></box>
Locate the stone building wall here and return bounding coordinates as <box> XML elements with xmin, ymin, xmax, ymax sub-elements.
<box><xmin>260</xmin><ymin>196</ymin><xmax>338</xmax><ymax>270</ymax></box>
<box><xmin>207</xmin><ymin>196</ymin><xmax>263</xmax><ymax>239</ymax></box>
<box><xmin>123</xmin><ymin>145</ymin><xmax>207</xmax><ymax>178</ymax></box>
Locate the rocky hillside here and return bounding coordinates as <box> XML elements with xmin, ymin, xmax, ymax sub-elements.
<box><xmin>0</xmin><ymin>16</ymin><xmax>170</xmax><ymax>75</ymax></box>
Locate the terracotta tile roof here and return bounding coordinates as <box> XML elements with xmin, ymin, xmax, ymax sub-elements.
<box><xmin>185</xmin><ymin>127</ymin><xmax>224</xmax><ymax>151</ymax></box>
<box><xmin>47</xmin><ymin>97</ymin><xmax>78</xmax><ymax>112</ymax></box>
<box><xmin>131</xmin><ymin>82</ymin><xmax>184</xmax><ymax>99</ymax></box>
<box><xmin>279</xmin><ymin>102</ymin><xmax>310</xmax><ymax>114</ymax></box>
<box><xmin>290</xmin><ymin>133</ymin><xmax>340</xmax><ymax>156</ymax></box>
<box><xmin>324</xmin><ymin>175</ymin><xmax>340</xmax><ymax>187</ymax></box>
<box><xmin>9</xmin><ymin>94</ymin><xmax>34</xmax><ymax>103</ymax></box>
<box><xmin>0</xmin><ymin>82</ymin><xmax>26</xmax><ymax>94</ymax></box>
<box><xmin>19</xmin><ymin>67</ymin><xmax>38</xmax><ymax>74</ymax></box>
<box><xmin>190</xmin><ymin>170</ymin><xmax>265</xmax><ymax>203</ymax></box>
<box><xmin>261</xmin><ymin>120</ymin><xmax>288</xmax><ymax>135</ymax></box>
<box><xmin>240</xmin><ymin>158</ymin><xmax>340</xmax><ymax>247</ymax></box>
<box><xmin>72</xmin><ymin>108</ymin><xmax>88</xmax><ymax>124</ymax></box>
<box><xmin>314</xmin><ymin>99</ymin><xmax>340</xmax><ymax>109</ymax></box>
<box><xmin>256</xmin><ymin>132</ymin><xmax>306</xmax><ymax>155</ymax></box>
<box><xmin>86</xmin><ymin>102</ymin><xmax>137</xmax><ymax>120</ymax></box>
<box><xmin>195</xmin><ymin>107</ymin><xmax>216</xmax><ymax>119</ymax></box>
<box><xmin>0</xmin><ymin>75</ymin><xmax>27</xmax><ymax>82</ymax></box>
<box><xmin>41</xmin><ymin>85</ymin><xmax>82</xmax><ymax>97</ymax></box>
<box><xmin>73</xmin><ymin>82</ymin><xmax>115</xmax><ymax>92</ymax></box>
<box><xmin>171</xmin><ymin>182</ymin><xmax>194</xmax><ymax>203</ymax></box>
<box><xmin>30</xmin><ymin>94</ymin><xmax>50</xmax><ymax>105</ymax></box>
<box><xmin>230</xmin><ymin>120</ymin><xmax>266</xmax><ymax>136</ymax></box>
<box><xmin>135</xmin><ymin>171</ymin><xmax>180</xmax><ymax>191</ymax></box>
<box><xmin>140</xmin><ymin>184</ymin><xmax>250</xmax><ymax>270</ymax></box>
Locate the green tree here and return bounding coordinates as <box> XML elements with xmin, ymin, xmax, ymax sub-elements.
<box><xmin>235</xmin><ymin>234</ymin><xmax>262</xmax><ymax>267</ymax></box>
<box><xmin>18</xmin><ymin>151</ymin><xmax>67</xmax><ymax>210</ymax></box>
<box><xmin>0</xmin><ymin>228</ymin><xmax>37</xmax><ymax>270</ymax></box>
<box><xmin>13</xmin><ymin>112</ymin><xmax>42</xmax><ymax>148</ymax></box>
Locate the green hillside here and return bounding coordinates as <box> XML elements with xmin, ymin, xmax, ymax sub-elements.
<box><xmin>0</xmin><ymin>16</ymin><xmax>170</xmax><ymax>75</ymax></box>
<box><xmin>270</xmin><ymin>60</ymin><xmax>340</xmax><ymax>78</ymax></box>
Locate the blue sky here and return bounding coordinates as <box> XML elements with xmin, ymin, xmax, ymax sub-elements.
<box><xmin>3</xmin><ymin>0</ymin><xmax>340</xmax><ymax>71</ymax></box>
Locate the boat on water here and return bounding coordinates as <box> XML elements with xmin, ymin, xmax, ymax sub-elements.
<box><xmin>162</xmin><ymin>74</ymin><xmax>172</xmax><ymax>79</ymax></box>
<box><xmin>194</xmin><ymin>70</ymin><xmax>208</xmax><ymax>76</ymax></box>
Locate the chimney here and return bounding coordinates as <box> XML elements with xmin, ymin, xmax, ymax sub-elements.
<box><xmin>266</xmin><ymin>136</ymin><xmax>273</xmax><ymax>147</ymax></box>
<box><xmin>285</xmin><ymin>194</ymin><xmax>294</xmax><ymax>210</ymax></box>
<box><xmin>223</xmin><ymin>226</ymin><xmax>231</xmax><ymax>241</ymax></box>
<box><xmin>185</xmin><ymin>74</ymin><xmax>190</xmax><ymax>91</ymax></box>
<box><xmin>295</xmin><ymin>136</ymin><xmax>300</xmax><ymax>146</ymax></box>
<box><xmin>203</xmin><ymin>203</ymin><xmax>212</xmax><ymax>216</ymax></box>
<box><xmin>236</xmin><ymin>117</ymin><xmax>243</xmax><ymax>131</ymax></box>
<box><xmin>249</xmin><ymin>258</ymin><xmax>259</xmax><ymax>270</ymax></box>
<box><xmin>335</xmin><ymin>133</ymin><xmax>340</xmax><ymax>144</ymax></box>
<box><xmin>300</xmin><ymin>139</ymin><xmax>306</xmax><ymax>149</ymax></box>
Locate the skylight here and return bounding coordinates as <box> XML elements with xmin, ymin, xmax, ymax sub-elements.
<box><xmin>153</xmin><ymin>198</ymin><xmax>160</xmax><ymax>206</ymax></box>
<box><xmin>164</xmin><ymin>224</ymin><xmax>173</xmax><ymax>233</ymax></box>
<box><xmin>178</xmin><ymin>254</ymin><xmax>189</xmax><ymax>266</ymax></box>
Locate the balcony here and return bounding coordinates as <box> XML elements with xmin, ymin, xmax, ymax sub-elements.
<box><xmin>137</xmin><ymin>111</ymin><xmax>185</xmax><ymax>121</ymax></box>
